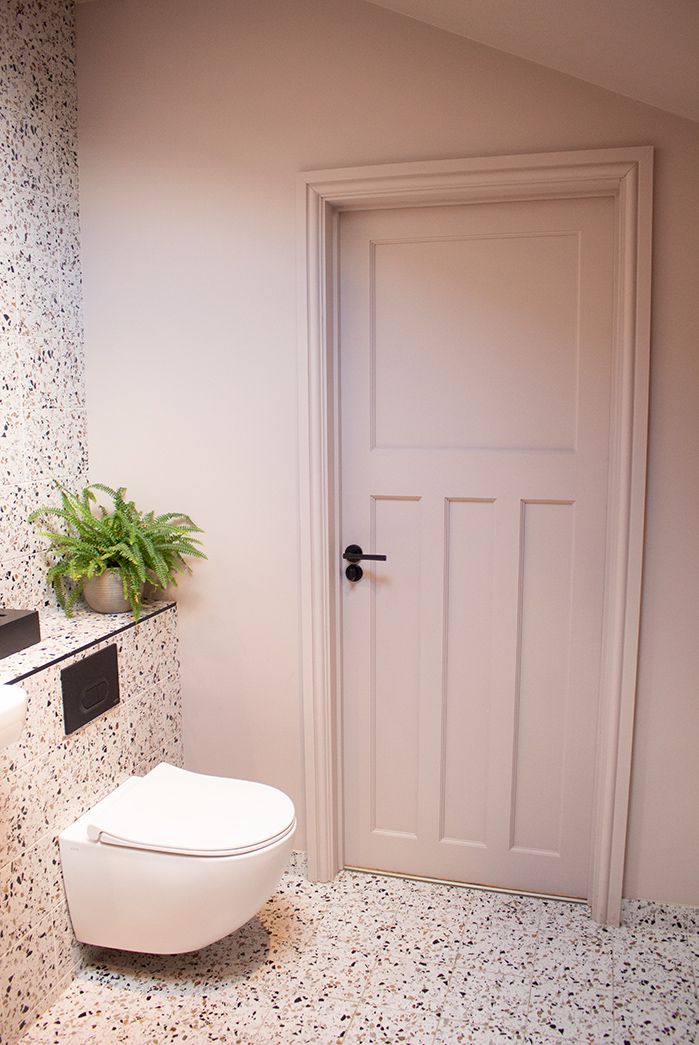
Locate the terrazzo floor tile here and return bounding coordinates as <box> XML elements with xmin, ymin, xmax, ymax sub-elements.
<box><xmin>530</xmin><ymin>929</ymin><xmax>614</xmax><ymax>986</ymax></box>
<box><xmin>621</xmin><ymin>899</ymin><xmax>688</xmax><ymax>936</ymax></box>
<box><xmin>458</xmin><ymin>922</ymin><xmax>540</xmax><ymax>978</ymax></box>
<box><xmin>343</xmin><ymin>1003</ymin><xmax>440</xmax><ymax>1044</ymax></box>
<box><xmin>440</xmin><ymin>967</ymin><xmax>531</xmax><ymax>1031</ymax></box>
<box><xmin>613</xmin><ymin>958</ymin><xmax>699</xmax><ymax>1045</ymax></box>
<box><xmin>22</xmin><ymin>981</ymin><xmax>169</xmax><ymax>1044</ymax></box>
<box><xmin>386</xmin><ymin>880</ymin><xmax>474</xmax><ymax>946</ymax></box>
<box><xmin>612</xmin><ymin>923</ymin><xmax>693</xmax><ymax>971</ymax></box>
<box><xmin>255</xmin><ymin>941</ymin><xmax>375</xmax><ymax>1006</ymax></box>
<box><xmin>257</xmin><ymin>995</ymin><xmax>357</xmax><ymax>1043</ymax></box>
<box><xmin>528</xmin><ymin>978</ymin><xmax>614</xmax><ymax>1041</ymax></box>
<box><xmin>15</xmin><ymin>865</ymin><xmax>699</xmax><ymax>1045</ymax></box>
<box><xmin>468</xmin><ymin>891</ymin><xmax>543</xmax><ymax>930</ymax></box>
<box><xmin>132</xmin><ymin>988</ymin><xmax>270</xmax><ymax>1044</ymax></box>
<box><xmin>23</xmin><ymin>983</ymin><xmax>270</xmax><ymax>1044</ymax></box>
<box><xmin>538</xmin><ymin>898</ymin><xmax>606</xmax><ymax>937</ymax></box>
<box><xmin>362</xmin><ymin>940</ymin><xmax>458</xmax><ymax>1013</ymax></box>
<box><xmin>435</xmin><ymin>1015</ymin><xmax>528</xmax><ymax>1043</ymax></box>
<box><xmin>613</xmin><ymin>1000</ymin><xmax>699</xmax><ymax>1045</ymax></box>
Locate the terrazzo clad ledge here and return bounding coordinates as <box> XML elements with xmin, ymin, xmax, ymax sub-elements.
<box><xmin>0</xmin><ymin>602</ymin><xmax>174</xmax><ymax>684</ymax></box>
<box><xmin>0</xmin><ymin>604</ymin><xmax>184</xmax><ymax>1045</ymax></box>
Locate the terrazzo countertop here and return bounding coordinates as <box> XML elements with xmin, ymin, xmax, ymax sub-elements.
<box><xmin>0</xmin><ymin>602</ymin><xmax>175</xmax><ymax>685</ymax></box>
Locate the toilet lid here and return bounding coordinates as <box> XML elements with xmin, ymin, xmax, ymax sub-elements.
<box><xmin>86</xmin><ymin>763</ymin><xmax>296</xmax><ymax>857</ymax></box>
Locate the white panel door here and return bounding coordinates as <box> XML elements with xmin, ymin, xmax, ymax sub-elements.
<box><xmin>340</xmin><ymin>196</ymin><xmax>615</xmax><ymax>897</ymax></box>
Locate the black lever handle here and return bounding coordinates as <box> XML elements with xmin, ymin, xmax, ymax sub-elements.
<box><xmin>343</xmin><ymin>544</ymin><xmax>387</xmax><ymax>581</ymax></box>
<box><xmin>343</xmin><ymin>544</ymin><xmax>387</xmax><ymax>564</ymax></box>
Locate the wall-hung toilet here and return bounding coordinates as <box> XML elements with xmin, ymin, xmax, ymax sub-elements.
<box><xmin>59</xmin><ymin>762</ymin><xmax>296</xmax><ymax>954</ymax></box>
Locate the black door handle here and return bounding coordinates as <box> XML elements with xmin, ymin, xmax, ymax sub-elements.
<box><xmin>343</xmin><ymin>544</ymin><xmax>387</xmax><ymax>563</ymax></box>
<box><xmin>343</xmin><ymin>544</ymin><xmax>387</xmax><ymax>581</ymax></box>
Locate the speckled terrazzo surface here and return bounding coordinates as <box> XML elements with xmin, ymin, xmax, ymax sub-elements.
<box><xmin>0</xmin><ymin>601</ymin><xmax>174</xmax><ymax>684</ymax></box>
<box><xmin>0</xmin><ymin>605</ymin><xmax>183</xmax><ymax>1043</ymax></box>
<box><xmin>20</xmin><ymin>858</ymin><xmax>698</xmax><ymax>1044</ymax></box>
<box><xmin>0</xmin><ymin>0</ymin><xmax>89</xmax><ymax>615</ymax></box>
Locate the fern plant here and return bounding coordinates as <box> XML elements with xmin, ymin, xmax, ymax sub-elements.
<box><xmin>28</xmin><ymin>483</ymin><xmax>206</xmax><ymax>620</ymax></box>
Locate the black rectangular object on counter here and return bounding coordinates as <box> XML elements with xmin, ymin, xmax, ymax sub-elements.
<box><xmin>61</xmin><ymin>643</ymin><xmax>120</xmax><ymax>735</ymax></box>
<box><xmin>0</xmin><ymin>608</ymin><xmax>41</xmax><ymax>659</ymax></box>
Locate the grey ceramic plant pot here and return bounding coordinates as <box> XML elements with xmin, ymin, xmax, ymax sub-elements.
<box><xmin>82</xmin><ymin>570</ymin><xmax>134</xmax><ymax>614</ymax></box>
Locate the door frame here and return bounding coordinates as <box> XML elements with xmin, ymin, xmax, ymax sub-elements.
<box><xmin>296</xmin><ymin>147</ymin><xmax>653</xmax><ymax>924</ymax></box>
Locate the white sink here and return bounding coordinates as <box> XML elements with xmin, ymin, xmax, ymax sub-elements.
<box><xmin>0</xmin><ymin>684</ymin><xmax>28</xmax><ymax>749</ymax></box>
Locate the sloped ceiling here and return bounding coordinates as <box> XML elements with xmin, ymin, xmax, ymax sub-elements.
<box><xmin>366</xmin><ymin>0</ymin><xmax>699</xmax><ymax>123</ymax></box>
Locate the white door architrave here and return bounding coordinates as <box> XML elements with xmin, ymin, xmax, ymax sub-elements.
<box><xmin>296</xmin><ymin>147</ymin><xmax>653</xmax><ymax>925</ymax></box>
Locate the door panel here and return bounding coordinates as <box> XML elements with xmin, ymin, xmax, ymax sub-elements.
<box><xmin>441</xmin><ymin>498</ymin><xmax>495</xmax><ymax>847</ymax></box>
<box><xmin>511</xmin><ymin>500</ymin><xmax>575</xmax><ymax>856</ymax></box>
<box><xmin>372</xmin><ymin>496</ymin><xmax>421</xmax><ymax>837</ymax></box>
<box><xmin>372</xmin><ymin>233</ymin><xmax>580</xmax><ymax>451</ymax></box>
<box><xmin>340</xmin><ymin>197</ymin><xmax>615</xmax><ymax>897</ymax></box>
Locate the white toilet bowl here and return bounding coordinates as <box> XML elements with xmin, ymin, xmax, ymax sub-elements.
<box><xmin>59</xmin><ymin>762</ymin><xmax>296</xmax><ymax>954</ymax></box>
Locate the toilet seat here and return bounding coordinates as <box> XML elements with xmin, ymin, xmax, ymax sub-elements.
<box><xmin>85</xmin><ymin>762</ymin><xmax>296</xmax><ymax>857</ymax></box>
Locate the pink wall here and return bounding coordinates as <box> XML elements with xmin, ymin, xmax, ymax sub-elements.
<box><xmin>77</xmin><ymin>0</ymin><xmax>699</xmax><ymax>904</ymax></box>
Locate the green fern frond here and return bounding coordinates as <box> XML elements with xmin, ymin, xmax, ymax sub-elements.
<box><xmin>88</xmin><ymin>482</ymin><xmax>118</xmax><ymax>500</ymax></box>
<box><xmin>153</xmin><ymin>512</ymin><xmax>202</xmax><ymax>530</ymax></box>
<box><xmin>28</xmin><ymin>505</ymin><xmax>71</xmax><ymax>525</ymax></box>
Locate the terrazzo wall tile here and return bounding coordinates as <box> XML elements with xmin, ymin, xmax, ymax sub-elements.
<box><xmin>0</xmin><ymin>913</ymin><xmax>57</xmax><ymax>1041</ymax></box>
<box><xmin>51</xmin><ymin>897</ymin><xmax>85</xmax><ymax>980</ymax></box>
<box><xmin>4</xmin><ymin>665</ymin><xmax>63</xmax><ymax>768</ymax></box>
<box><xmin>0</xmin><ymin>605</ymin><xmax>183</xmax><ymax>1044</ymax></box>
<box><xmin>122</xmin><ymin>691</ymin><xmax>163</xmax><ymax>777</ymax></box>
<box><xmin>161</xmin><ymin>729</ymin><xmax>184</xmax><ymax>770</ymax></box>
<box><xmin>0</xmin><ymin>0</ymin><xmax>86</xmax><ymax>612</ymax></box>
<box><xmin>0</xmin><ymin>482</ymin><xmax>31</xmax><ymax>561</ymax></box>
<box><xmin>0</xmin><ymin>835</ymin><xmax>62</xmax><ymax>950</ymax></box>
<box><xmin>0</xmin><ymin>553</ymin><xmax>53</xmax><ymax>611</ymax></box>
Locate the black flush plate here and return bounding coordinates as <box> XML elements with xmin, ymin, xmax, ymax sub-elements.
<box><xmin>0</xmin><ymin>608</ymin><xmax>41</xmax><ymax>659</ymax></box>
<box><xmin>62</xmin><ymin>644</ymin><xmax>120</xmax><ymax>735</ymax></box>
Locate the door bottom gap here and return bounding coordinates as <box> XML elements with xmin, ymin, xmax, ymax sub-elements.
<box><xmin>343</xmin><ymin>864</ymin><xmax>587</xmax><ymax>904</ymax></box>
